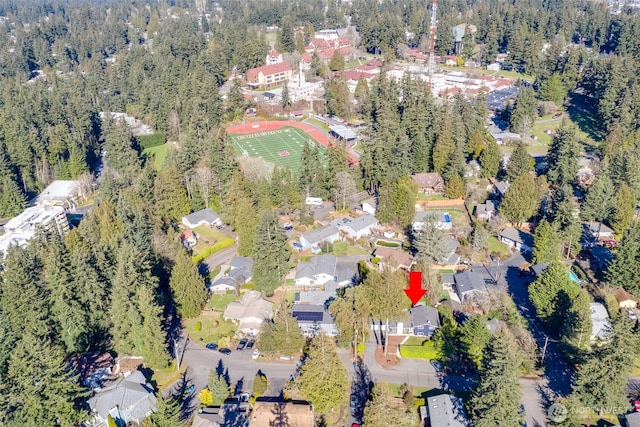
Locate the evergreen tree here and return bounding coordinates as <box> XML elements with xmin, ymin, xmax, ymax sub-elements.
<box><xmin>412</xmin><ymin>214</ymin><xmax>448</xmax><ymax>264</ymax></box>
<box><xmin>539</xmin><ymin>73</ymin><xmax>567</xmax><ymax>105</ymax></box>
<box><xmin>560</xmin><ymin>289</ymin><xmax>592</xmax><ymax>354</ymax></box>
<box><xmin>154</xmin><ymin>163</ymin><xmax>190</xmax><ymax>221</ymax></box>
<box><xmin>252</xmin><ymin>210</ymin><xmax>289</xmax><ymax>295</ymax></box>
<box><xmin>444</xmin><ymin>174</ymin><xmax>465</xmax><ymax>199</ymax></box>
<box><xmin>606</xmin><ymin>223</ymin><xmax>640</xmax><ymax>296</ymax></box>
<box><xmin>297</xmin><ymin>333</ymin><xmax>348</xmax><ymax>416</ymax></box>
<box><xmin>547</xmin><ymin>120</ymin><xmax>581</xmax><ymax>187</ymax></box>
<box><xmin>136</xmin><ymin>285</ymin><xmax>170</xmax><ymax>368</ymax></box>
<box><xmin>257</xmin><ymin>303</ymin><xmax>304</xmax><ymax>355</ymax></box>
<box><xmin>278</xmin><ymin>16</ymin><xmax>296</xmax><ymax>53</ymax></box>
<box><xmin>329</xmin><ymin>50</ymin><xmax>345</xmax><ymax>71</ymax></box>
<box><xmin>457</xmin><ymin>315</ymin><xmax>491</xmax><ymax>370</ymax></box>
<box><xmin>573</xmin><ymin>317</ymin><xmax>638</xmax><ymax>412</ymax></box>
<box><xmin>468</xmin><ymin>330</ymin><xmax>524</xmax><ymax>427</ymax></box>
<box><xmin>281</xmin><ymin>83</ymin><xmax>291</xmax><ymax>109</ymax></box>
<box><xmin>466</xmin><ymin>128</ymin><xmax>486</xmax><ymax>160</ymax></box>
<box><xmin>144</xmin><ymin>396</ymin><xmax>184</xmax><ymax>427</ymax></box>
<box><xmin>528</xmin><ymin>261</ymin><xmax>580</xmax><ymax>330</ymax></box>
<box><xmin>479</xmin><ymin>138</ymin><xmax>501</xmax><ymax>178</ymax></box>
<box><xmin>549</xmin><ymin>185</ymin><xmax>581</xmax><ymax>258</ymax></box>
<box><xmin>498</xmin><ymin>173</ymin><xmax>541</xmax><ymax>226</ymax></box>
<box><xmin>509</xmin><ymin>87</ymin><xmax>536</xmax><ymax>134</ymax></box>
<box><xmin>208</xmin><ymin>370</ymin><xmax>230</xmax><ymax>405</ymax></box>
<box><xmin>0</xmin><ymin>178</ymin><xmax>27</xmax><ymax>217</ymax></box>
<box><xmin>506</xmin><ymin>142</ymin><xmax>534</xmax><ymax>182</ymax></box>
<box><xmin>581</xmin><ymin>169</ymin><xmax>615</xmax><ymax>224</ymax></box>
<box><xmin>329</xmin><ymin>285</ymin><xmax>371</xmax><ymax>349</ymax></box>
<box><xmin>4</xmin><ymin>333</ymin><xmax>86</xmax><ymax>426</ymax></box>
<box><xmin>432</xmin><ymin>113</ymin><xmax>455</xmax><ymax>175</ymax></box>
<box><xmin>611</xmin><ymin>183</ymin><xmax>635</xmax><ymax>236</ymax></box>
<box><xmin>362</xmin><ymin>382</ymin><xmax>416</xmax><ymax>427</ymax></box>
<box><xmin>169</xmin><ymin>249</ymin><xmax>207</xmax><ymax>318</ymax></box>
<box><xmin>532</xmin><ymin>219</ymin><xmax>560</xmax><ymax>264</ymax></box>
<box><xmin>376</xmin><ymin>176</ymin><xmax>417</xmax><ymax>229</ymax></box>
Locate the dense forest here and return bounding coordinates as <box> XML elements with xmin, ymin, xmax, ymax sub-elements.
<box><xmin>0</xmin><ymin>0</ymin><xmax>640</xmax><ymax>424</ymax></box>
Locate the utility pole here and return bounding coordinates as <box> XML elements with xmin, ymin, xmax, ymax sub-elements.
<box><xmin>540</xmin><ymin>336</ymin><xmax>549</xmax><ymax>365</ymax></box>
<box><xmin>427</xmin><ymin>0</ymin><xmax>438</xmax><ymax>87</ymax></box>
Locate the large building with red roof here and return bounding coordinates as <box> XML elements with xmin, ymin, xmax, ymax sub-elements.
<box><xmin>246</xmin><ymin>63</ymin><xmax>292</xmax><ymax>89</ymax></box>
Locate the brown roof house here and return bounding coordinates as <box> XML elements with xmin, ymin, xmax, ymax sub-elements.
<box><xmin>613</xmin><ymin>288</ymin><xmax>638</xmax><ymax>309</ymax></box>
<box><xmin>248</xmin><ymin>401</ymin><xmax>314</xmax><ymax>427</ymax></box>
<box><xmin>411</xmin><ymin>173</ymin><xmax>445</xmax><ymax>195</ymax></box>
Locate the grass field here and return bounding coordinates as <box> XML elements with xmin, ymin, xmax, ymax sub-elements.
<box><xmin>228</xmin><ymin>126</ymin><xmax>325</xmax><ymax>172</ymax></box>
<box><xmin>142</xmin><ymin>144</ymin><xmax>169</xmax><ymax>169</ymax></box>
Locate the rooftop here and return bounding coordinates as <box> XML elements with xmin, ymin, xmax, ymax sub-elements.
<box><xmin>454</xmin><ymin>270</ymin><xmax>486</xmax><ymax>294</ymax></box>
<box><xmin>301</xmin><ymin>224</ymin><xmax>339</xmax><ymax>246</ymax></box>
<box><xmin>590</xmin><ymin>302</ymin><xmax>611</xmax><ymax>341</ymax></box>
<box><xmin>33</xmin><ymin>180</ymin><xmax>79</xmax><ymax>205</ymax></box>
<box><xmin>183</xmin><ymin>208</ymin><xmax>220</xmax><ymax>226</ymax></box>
<box><xmin>4</xmin><ymin>205</ymin><xmax>66</xmax><ymax>235</ymax></box>
<box><xmin>500</xmin><ymin>227</ymin><xmax>534</xmax><ymax>247</ymax></box>
<box><xmin>425</xmin><ymin>394</ymin><xmax>471</xmax><ymax>427</ymax></box>
<box><xmin>410</xmin><ymin>305</ymin><xmax>440</xmax><ymax>328</ymax></box>
<box><xmin>249</xmin><ymin>401</ymin><xmax>314</xmax><ymax>427</ymax></box>
<box><xmin>411</xmin><ymin>173</ymin><xmax>444</xmax><ymax>188</ymax></box>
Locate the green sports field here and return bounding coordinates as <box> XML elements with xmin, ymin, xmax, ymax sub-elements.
<box><xmin>228</xmin><ymin>126</ymin><xmax>325</xmax><ymax>172</ymax></box>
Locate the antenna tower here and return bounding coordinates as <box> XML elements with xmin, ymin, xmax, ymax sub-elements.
<box><xmin>428</xmin><ymin>0</ymin><xmax>437</xmax><ymax>84</ymax></box>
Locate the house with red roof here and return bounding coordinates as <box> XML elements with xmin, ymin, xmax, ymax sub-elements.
<box><xmin>246</xmin><ymin>63</ymin><xmax>293</xmax><ymax>89</ymax></box>
<box><xmin>406</xmin><ymin>48</ymin><xmax>428</xmax><ymax>63</ymax></box>
<box><xmin>266</xmin><ymin>49</ymin><xmax>283</xmax><ymax>65</ymax></box>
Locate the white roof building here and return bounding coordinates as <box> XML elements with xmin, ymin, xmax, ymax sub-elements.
<box><xmin>33</xmin><ymin>180</ymin><xmax>80</xmax><ymax>207</ymax></box>
<box><xmin>4</xmin><ymin>205</ymin><xmax>69</xmax><ymax>238</ymax></box>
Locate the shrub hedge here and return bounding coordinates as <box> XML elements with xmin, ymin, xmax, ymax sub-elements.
<box><xmin>136</xmin><ymin>132</ymin><xmax>166</xmax><ymax>149</ymax></box>
<box><xmin>192</xmin><ymin>238</ymin><xmax>235</xmax><ymax>263</ymax></box>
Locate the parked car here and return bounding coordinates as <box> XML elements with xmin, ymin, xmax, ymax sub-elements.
<box><xmin>628</xmin><ymin>309</ymin><xmax>637</xmax><ymax>321</ymax></box>
<box><xmin>431</xmin><ymin>360</ymin><xmax>444</xmax><ymax>372</ymax></box>
<box><xmin>252</xmin><ymin>349</ymin><xmax>260</xmax><ymax>359</ymax></box>
<box><xmin>282</xmin><ymin>222</ymin><xmax>293</xmax><ymax>231</ymax></box>
<box><xmin>205</xmin><ymin>343</ymin><xmax>218</xmax><ymax>351</ymax></box>
<box><xmin>219</xmin><ymin>348</ymin><xmax>232</xmax><ymax>355</ymax></box>
<box><xmin>187</xmin><ymin>385</ymin><xmax>195</xmax><ymax>395</ymax></box>
<box><xmin>350</xmin><ymin>394</ymin><xmax>357</xmax><ymax>415</ymax></box>
<box><xmin>603</xmin><ymin>240</ymin><xmax>618</xmax><ymax>247</ymax></box>
<box><xmin>246</xmin><ymin>339</ymin><xmax>255</xmax><ymax>349</ymax></box>
<box><xmin>292</xmin><ymin>242</ymin><xmax>303</xmax><ymax>251</ymax></box>
<box><xmin>236</xmin><ymin>339</ymin><xmax>248</xmax><ymax>350</ymax></box>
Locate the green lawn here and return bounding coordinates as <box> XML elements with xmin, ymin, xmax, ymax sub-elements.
<box><xmin>424</xmin><ymin>208</ymin><xmax>470</xmax><ymax>229</ymax></box>
<box><xmin>399</xmin><ymin>338</ymin><xmax>439</xmax><ymax>360</ymax></box>
<box><xmin>228</xmin><ymin>126</ymin><xmax>326</xmax><ymax>173</ymax></box>
<box><xmin>184</xmin><ymin>314</ymin><xmax>238</xmax><ymax>345</ymax></box>
<box><xmin>142</xmin><ymin>144</ymin><xmax>169</xmax><ymax>169</ymax></box>
<box><xmin>488</xmin><ymin>236</ymin><xmax>510</xmax><ymax>259</ymax></box>
<box><xmin>193</xmin><ymin>225</ymin><xmax>230</xmax><ymax>243</ymax></box>
<box><xmin>305</xmin><ymin>117</ymin><xmax>331</xmax><ymax>132</ymax></box>
<box><xmin>208</xmin><ymin>292</ymin><xmax>238</xmax><ymax>311</ymax></box>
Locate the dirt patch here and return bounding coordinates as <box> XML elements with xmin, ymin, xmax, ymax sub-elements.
<box><xmin>373</xmin><ymin>335</ymin><xmax>406</xmax><ymax>368</ymax></box>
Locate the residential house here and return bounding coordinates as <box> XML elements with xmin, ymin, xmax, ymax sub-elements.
<box><xmin>361</xmin><ymin>197</ymin><xmax>376</xmax><ymax>215</ymax></box>
<box><xmin>69</xmin><ymin>352</ymin><xmax>114</xmax><ymax>391</ymax></box>
<box><xmin>492</xmin><ymin>180</ymin><xmax>510</xmax><ymax>198</ymax></box>
<box><xmin>590</xmin><ymin>302</ymin><xmax>611</xmax><ymax>342</ymax></box>
<box><xmin>294</xmin><ymin>254</ymin><xmax>357</xmax><ymax>287</ymax></box>
<box><xmin>487</xmin><ymin>62</ymin><xmax>501</xmax><ymax>71</ymax></box>
<box><xmin>246</xmin><ymin>63</ymin><xmax>293</xmax><ymax>90</ymax></box>
<box><xmin>474</xmin><ymin>200</ymin><xmax>496</xmax><ymax>221</ymax></box>
<box><xmin>442</xmin><ymin>55</ymin><xmax>460</xmax><ymax>66</ymax></box>
<box><xmin>209</xmin><ymin>258</ymin><xmax>253</xmax><ymax>293</ymax></box>
<box><xmin>372</xmin><ymin>247</ymin><xmax>414</xmax><ymax>271</ymax></box>
<box><xmin>299</xmin><ymin>224</ymin><xmax>340</xmax><ymax>251</ymax></box>
<box><xmin>248</xmin><ymin>401</ymin><xmax>314</xmax><ymax>427</ymax></box>
<box><xmin>33</xmin><ymin>179</ymin><xmax>80</xmax><ymax>208</ymax></box>
<box><xmin>420</xmin><ymin>393</ymin><xmax>471</xmax><ymax>427</ymax></box>
<box><xmin>454</xmin><ymin>270</ymin><xmax>490</xmax><ymax>305</ymax></box>
<box><xmin>530</xmin><ymin>263</ymin><xmax>549</xmax><ymax>278</ymax></box>
<box><xmin>613</xmin><ymin>288</ymin><xmax>637</xmax><ymax>309</ymax></box>
<box><xmin>291</xmin><ymin>304</ymin><xmax>338</xmax><ymax>337</ymax></box>
<box><xmin>86</xmin><ymin>370</ymin><xmax>157</xmax><ymax>427</ymax></box>
<box><xmin>412</xmin><ymin>211</ymin><xmax>453</xmax><ymax>232</ymax></box>
<box><xmin>585</xmin><ymin>221</ymin><xmax>614</xmax><ymax>240</ymax></box>
<box><xmin>334</xmin><ymin>214</ymin><xmax>379</xmax><ymax>239</ymax></box>
<box><xmin>499</xmin><ymin>227</ymin><xmax>534</xmax><ymax>253</ymax></box>
<box><xmin>626</xmin><ymin>411</ymin><xmax>640</xmax><ymax>427</ymax></box>
<box><xmin>182</xmin><ymin>208</ymin><xmax>222</xmax><ymax>228</ymax></box>
<box><xmin>411</xmin><ymin>173</ymin><xmax>445</xmax><ymax>194</ymax></box>
<box><xmin>223</xmin><ymin>291</ymin><xmax>274</xmax><ymax>335</ymax></box>
<box><xmin>409</xmin><ymin>304</ymin><xmax>440</xmax><ymax>337</ymax></box>
<box><xmin>406</xmin><ymin>48</ymin><xmax>427</xmax><ymax>63</ymax></box>
<box><xmin>442</xmin><ymin>237</ymin><xmax>460</xmax><ymax>266</ymax></box>
<box><xmin>191</xmin><ymin>398</ymin><xmax>250</xmax><ymax>427</ymax></box>
<box><xmin>265</xmin><ymin>49</ymin><xmax>283</xmax><ymax>65</ymax></box>
<box><xmin>180</xmin><ymin>230</ymin><xmax>197</xmax><ymax>248</ymax></box>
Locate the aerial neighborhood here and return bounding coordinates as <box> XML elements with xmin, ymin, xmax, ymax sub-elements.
<box><xmin>2</xmin><ymin>0</ymin><xmax>640</xmax><ymax>427</ymax></box>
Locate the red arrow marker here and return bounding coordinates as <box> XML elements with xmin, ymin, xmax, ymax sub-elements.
<box><xmin>404</xmin><ymin>271</ymin><xmax>426</xmax><ymax>305</ymax></box>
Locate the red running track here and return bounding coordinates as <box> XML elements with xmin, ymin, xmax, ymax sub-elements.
<box><xmin>226</xmin><ymin>121</ymin><xmax>358</xmax><ymax>165</ymax></box>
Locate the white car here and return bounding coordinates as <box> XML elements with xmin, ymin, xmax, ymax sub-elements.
<box><xmin>252</xmin><ymin>349</ymin><xmax>260</xmax><ymax>359</ymax></box>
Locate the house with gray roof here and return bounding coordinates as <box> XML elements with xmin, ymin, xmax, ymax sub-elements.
<box><xmin>299</xmin><ymin>224</ymin><xmax>340</xmax><ymax>251</ymax></box>
<box><xmin>223</xmin><ymin>291</ymin><xmax>274</xmax><ymax>335</ymax></box>
<box><xmin>499</xmin><ymin>227</ymin><xmax>533</xmax><ymax>252</ymax></box>
<box><xmin>626</xmin><ymin>411</ymin><xmax>640</xmax><ymax>427</ymax></box>
<box><xmin>86</xmin><ymin>370</ymin><xmax>157</xmax><ymax>427</ymax></box>
<box><xmin>209</xmin><ymin>257</ymin><xmax>253</xmax><ymax>293</ymax></box>
<box><xmin>291</xmin><ymin>304</ymin><xmax>338</xmax><ymax>337</ymax></box>
<box><xmin>442</xmin><ymin>237</ymin><xmax>460</xmax><ymax>266</ymax></box>
<box><xmin>585</xmin><ymin>221</ymin><xmax>614</xmax><ymax>239</ymax></box>
<box><xmin>492</xmin><ymin>180</ymin><xmax>510</xmax><ymax>197</ymax></box>
<box><xmin>295</xmin><ymin>281</ymin><xmax>339</xmax><ymax>306</ymax></box>
<box><xmin>409</xmin><ymin>305</ymin><xmax>440</xmax><ymax>337</ymax></box>
<box><xmin>294</xmin><ymin>254</ymin><xmax>356</xmax><ymax>287</ymax></box>
<box><xmin>590</xmin><ymin>302</ymin><xmax>610</xmax><ymax>342</ymax></box>
<box><xmin>182</xmin><ymin>208</ymin><xmax>222</xmax><ymax>228</ymax></box>
<box><xmin>334</xmin><ymin>214</ymin><xmax>378</xmax><ymax>239</ymax></box>
<box><xmin>412</xmin><ymin>211</ymin><xmax>452</xmax><ymax>232</ymax></box>
<box><xmin>361</xmin><ymin>197</ymin><xmax>376</xmax><ymax>215</ymax></box>
<box><xmin>420</xmin><ymin>393</ymin><xmax>471</xmax><ymax>427</ymax></box>
<box><xmin>474</xmin><ymin>200</ymin><xmax>496</xmax><ymax>220</ymax></box>
<box><xmin>454</xmin><ymin>270</ymin><xmax>489</xmax><ymax>305</ymax></box>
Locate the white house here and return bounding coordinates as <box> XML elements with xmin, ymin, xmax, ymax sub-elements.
<box><xmin>585</xmin><ymin>222</ymin><xmax>614</xmax><ymax>240</ymax></box>
<box><xmin>499</xmin><ymin>227</ymin><xmax>534</xmax><ymax>253</ymax></box>
<box><xmin>334</xmin><ymin>215</ymin><xmax>378</xmax><ymax>239</ymax></box>
<box><xmin>361</xmin><ymin>197</ymin><xmax>376</xmax><ymax>215</ymax></box>
<box><xmin>590</xmin><ymin>302</ymin><xmax>611</xmax><ymax>342</ymax></box>
<box><xmin>294</xmin><ymin>254</ymin><xmax>357</xmax><ymax>287</ymax></box>
<box><xmin>33</xmin><ymin>179</ymin><xmax>80</xmax><ymax>208</ymax></box>
<box><xmin>223</xmin><ymin>291</ymin><xmax>274</xmax><ymax>334</ymax></box>
<box><xmin>182</xmin><ymin>208</ymin><xmax>222</xmax><ymax>228</ymax></box>
<box><xmin>299</xmin><ymin>224</ymin><xmax>340</xmax><ymax>250</ymax></box>
<box><xmin>412</xmin><ymin>211</ymin><xmax>452</xmax><ymax>232</ymax></box>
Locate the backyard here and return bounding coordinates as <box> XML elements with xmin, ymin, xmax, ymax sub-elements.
<box><xmin>208</xmin><ymin>292</ymin><xmax>238</xmax><ymax>312</ymax></box>
<box><xmin>141</xmin><ymin>144</ymin><xmax>169</xmax><ymax>169</ymax></box>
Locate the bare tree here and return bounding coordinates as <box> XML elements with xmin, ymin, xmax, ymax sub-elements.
<box><xmin>237</xmin><ymin>155</ymin><xmax>274</xmax><ymax>183</ymax></box>
<box><xmin>193</xmin><ymin>165</ymin><xmax>219</xmax><ymax>208</ymax></box>
<box><xmin>75</xmin><ymin>172</ymin><xmax>95</xmax><ymax>200</ymax></box>
<box><xmin>334</xmin><ymin>171</ymin><xmax>357</xmax><ymax>210</ymax></box>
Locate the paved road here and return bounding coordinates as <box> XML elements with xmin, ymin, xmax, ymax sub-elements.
<box><xmin>201</xmin><ymin>244</ymin><xmax>238</xmax><ymax>273</ymax></box>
